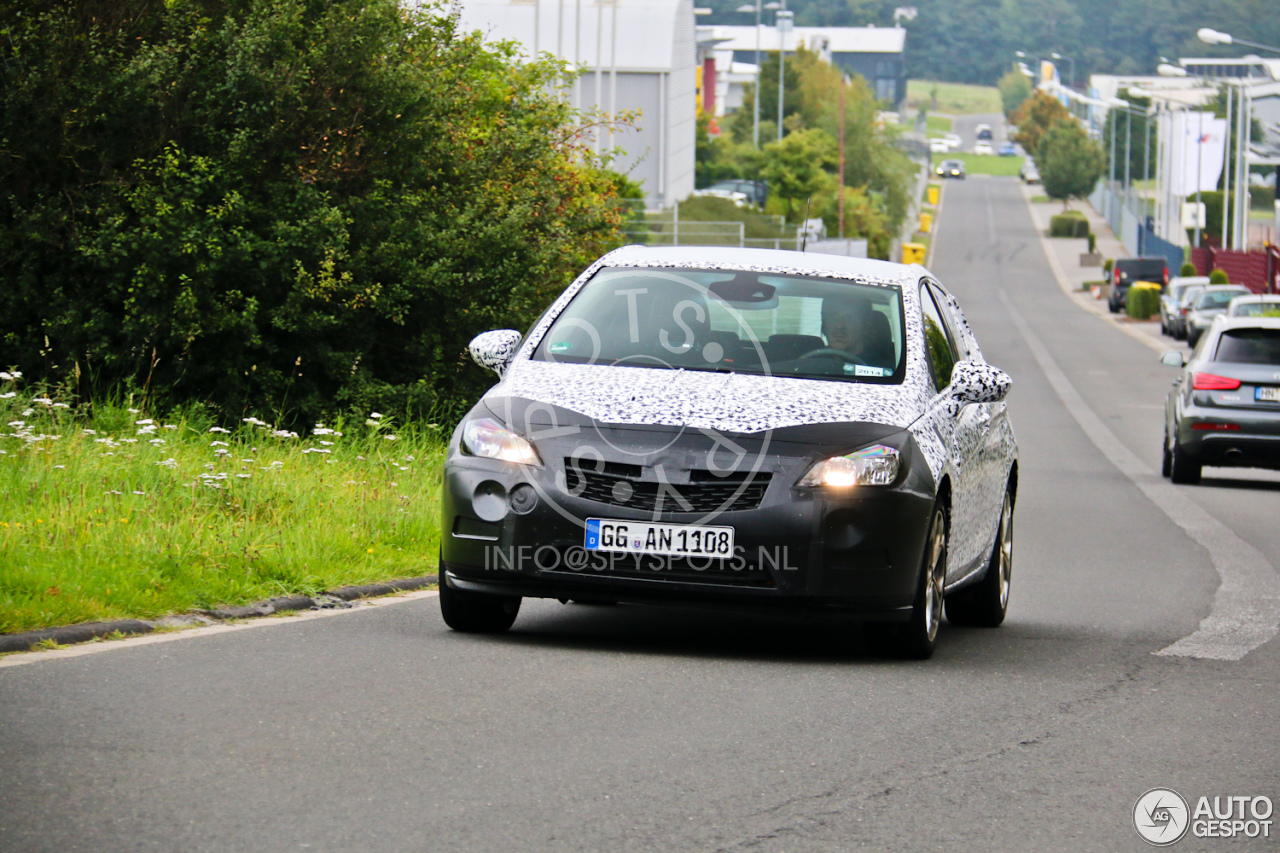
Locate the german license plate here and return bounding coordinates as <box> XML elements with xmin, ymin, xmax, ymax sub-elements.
<box><xmin>1256</xmin><ymin>387</ymin><xmax>1280</xmax><ymax>402</ymax></box>
<box><xmin>585</xmin><ymin>518</ymin><xmax>734</xmax><ymax>559</ymax></box>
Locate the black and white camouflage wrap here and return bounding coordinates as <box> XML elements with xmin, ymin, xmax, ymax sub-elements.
<box><xmin>469</xmin><ymin>329</ymin><xmax>523</xmax><ymax>376</ymax></box>
<box><xmin>950</xmin><ymin>360</ymin><xmax>1013</xmax><ymax>404</ymax></box>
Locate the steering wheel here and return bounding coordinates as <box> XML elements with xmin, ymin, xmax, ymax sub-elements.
<box><xmin>798</xmin><ymin>347</ymin><xmax>867</xmax><ymax>365</ymax></box>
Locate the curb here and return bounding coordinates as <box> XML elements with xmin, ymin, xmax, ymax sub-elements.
<box><xmin>0</xmin><ymin>575</ymin><xmax>438</xmax><ymax>654</ymax></box>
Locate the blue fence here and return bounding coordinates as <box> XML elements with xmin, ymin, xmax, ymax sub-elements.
<box><xmin>1137</xmin><ymin>226</ymin><xmax>1184</xmax><ymax>274</ymax></box>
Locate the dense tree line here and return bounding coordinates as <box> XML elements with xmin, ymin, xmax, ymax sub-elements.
<box><xmin>701</xmin><ymin>0</ymin><xmax>1280</xmax><ymax>85</ymax></box>
<box><xmin>0</xmin><ymin>0</ymin><xmax>628</xmax><ymax>425</ymax></box>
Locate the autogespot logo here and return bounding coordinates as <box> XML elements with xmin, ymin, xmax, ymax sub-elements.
<box><xmin>1134</xmin><ymin>788</ymin><xmax>1190</xmax><ymax>846</ymax></box>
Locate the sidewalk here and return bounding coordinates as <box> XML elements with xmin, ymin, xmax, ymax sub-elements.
<box><xmin>1021</xmin><ymin>185</ymin><xmax>1174</xmax><ymax>356</ymax></box>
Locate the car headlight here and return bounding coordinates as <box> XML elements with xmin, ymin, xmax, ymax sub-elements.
<box><xmin>798</xmin><ymin>445</ymin><xmax>900</xmax><ymax>488</ymax></box>
<box><xmin>461</xmin><ymin>418</ymin><xmax>542</xmax><ymax>466</ymax></box>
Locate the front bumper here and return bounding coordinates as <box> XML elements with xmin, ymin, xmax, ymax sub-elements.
<box><xmin>441</xmin><ymin>425</ymin><xmax>936</xmax><ymax>619</ymax></box>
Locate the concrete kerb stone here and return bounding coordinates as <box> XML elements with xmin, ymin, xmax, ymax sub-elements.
<box><xmin>0</xmin><ymin>575</ymin><xmax>439</xmax><ymax>654</ymax></box>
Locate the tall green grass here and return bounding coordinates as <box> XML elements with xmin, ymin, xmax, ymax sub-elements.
<box><xmin>0</xmin><ymin>374</ymin><xmax>446</xmax><ymax>634</ymax></box>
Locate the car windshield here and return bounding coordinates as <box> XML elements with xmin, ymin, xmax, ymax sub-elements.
<box><xmin>1179</xmin><ymin>286</ymin><xmax>1205</xmax><ymax>306</ymax></box>
<box><xmin>1196</xmin><ymin>290</ymin><xmax>1248</xmax><ymax>310</ymax></box>
<box><xmin>533</xmin><ymin>267</ymin><xmax>907</xmax><ymax>384</ymax></box>
<box><xmin>1231</xmin><ymin>301</ymin><xmax>1280</xmax><ymax>317</ymax></box>
<box><xmin>1117</xmin><ymin>261</ymin><xmax>1164</xmax><ymax>279</ymax></box>
<box><xmin>1214</xmin><ymin>328</ymin><xmax>1280</xmax><ymax>364</ymax></box>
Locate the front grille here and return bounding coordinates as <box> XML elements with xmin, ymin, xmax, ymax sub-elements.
<box><xmin>563</xmin><ymin>459</ymin><xmax>770</xmax><ymax>512</ymax></box>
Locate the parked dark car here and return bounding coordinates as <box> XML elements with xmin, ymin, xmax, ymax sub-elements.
<box><xmin>444</xmin><ymin>246</ymin><xmax>1019</xmax><ymax>659</ymax></box>
<box><xmin>1162</xmin><ymin>317</ymin><xmax>1280</xmax><ymax>484</ymax></box>
<box><xmin>699</xmin><ymin>179</ymin><xmax>767</xmax><ymax>208</ymax></box>
<box><xmin>1107</xmin><ymin>257</ymin><xmax>1169</xmax><ymax>313</ymax></box>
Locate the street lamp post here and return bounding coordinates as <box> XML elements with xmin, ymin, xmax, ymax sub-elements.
<box><xmin>1015</xmin><ymin>50</ymin><xmax>1040</xmax><ymax>84</ymax></box>
<box><xmin>776</xmin><ymin>7</ymin><xmax>792</xmax><ymax>142</ymax></box>
<box><xmin>735</xmin><ymin>2</ymin><xmax>763</xmax><ymax>147</ymax></box>
<box><xmin>1197</xmin><ymin>27</ymin><xmax>1280</xmax><ymax>55</ymax></box>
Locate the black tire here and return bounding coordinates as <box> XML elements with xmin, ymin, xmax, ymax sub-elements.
<box><xmin>946</xmin><ymin>489</ymin><xmax>1013</xmax><ymax>628</ymax></box>
<box><xmin>439</xmin><ymin>578</ymin><xmax>521</xmax><ymax>633</ymax></box>
<box><xmin>1169</xmin><ymin>438</ymin><xmax>1201</xmax><ymax>485</ymax></box>
<box><xmin>1187</xmin><ymin>329</ymin><xmax>1200</xmax><ymax>348</ymax></box>
<box><xmin>1161</xmin><ymin>433</ymin><xmax>1173</xmax><ymax>478</ymax></box>
<box><xmin>1108</xmin><ymin>299</ymin><xmax>1119</xmax><ymax>314</ymax></box>
<box><xmin>870</xmin><ymin>503</ymin><xmax>947</xmax><ymax>659</ymax></box>
<box><xmin>1160</xmin><ymin>316</ymin><xmax>1169</xmax><ymax>336</ymax></box>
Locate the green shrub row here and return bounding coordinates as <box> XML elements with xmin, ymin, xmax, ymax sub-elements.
<box><xmin>1126</xmin><ymin>283</ymin><xmax>1161</xmax><ymax>320</ymax></box>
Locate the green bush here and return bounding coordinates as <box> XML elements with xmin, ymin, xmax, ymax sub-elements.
<box><xmin>1103</xmin><ymin>258</ymin><xmax>1114</xmax><ymax>275</ymax></box>
<box><xmin>1087</xmin><ymin>232</ymin><xmax>1097</xmax><ymax>254</ymax></box>
<box><xmin>1049</xmin><ymin>213</ymin><xmax>1090</xmax><ymax>238</ymax></box>
<box><xmin>0</xmin><ymin>0</ymin><xmax>627</xmax><ymax>427</ymax></box>
<box><xmin>1126</xmin><ymin>283</ymin><xmax>1161</xmax><ymax>320</ymax></box>
<box><xmin>1210</xmin><ymin>269</ymin><xmax>1230</xmax><ymax>284</ymax></box>
<box><xmin>1180</xmin><ymin>262</ymin><xmax>1197</xmax><ymax>277</ymax></box>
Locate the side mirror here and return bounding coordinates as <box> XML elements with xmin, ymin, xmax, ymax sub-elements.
<box><xmin>950</xmin><ymin>359</ymin><xmax>1012</xmax><ymax>404</ymax></box>
<box><xmin>469</xmin><ymin>330</ymin><xmax>522</xmax><ymax>377</ymax></box>
<box><xmin>1160</xmin><ymin>351</ymin><xmax>1186</xmax><ymax>368</ymax></box>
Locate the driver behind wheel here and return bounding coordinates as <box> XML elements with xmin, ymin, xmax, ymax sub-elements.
<box><xmin>821</xmin><ymin>297</ymin><xmax>896</xmax><ymax>370</ymax></box>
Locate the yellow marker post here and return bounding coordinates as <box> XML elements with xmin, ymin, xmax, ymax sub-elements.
<box><xmin>918</xmin><ymin>212</ymin><xmax>933</xmax><ymax>233</ymax></box>
<box><xmin>902</xmin><ymin>242</ymin><xmax>926</xmax><ymax>265</ymax></box>
<box><xmin>927</xmin><ymin>186</ymin><xmax>939</xmax><ymax>206</ymax></box>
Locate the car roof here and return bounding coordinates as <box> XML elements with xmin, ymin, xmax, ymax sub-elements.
<box><xmin>1230</xmin><ymin>293</ymin><xmax>1280</xmax><ymax>301</ymax></box>
<box><xmin>1116</xmin><ymin>257</ymin><xmax>1166</xmax><ymax>265</ymax></box>
<box><xmin>1170</xmin><ymin>276</ymin><xmax>1209</xmax><ymax>286</ymax></box>
<box><xmin>602</xmin><ymin>245</ymin><xmax>917</xmax><ymax>283</ymax></box>
<box><xmin>1213</xmin><ymin>316</ymin><xmax>1280</xmax><ymax>331</ymax></box>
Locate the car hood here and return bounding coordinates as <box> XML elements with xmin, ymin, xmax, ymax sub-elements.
<box><xmin>486</xmin><ymin>359</ymin><xmax>930</xmax><ymax>435</ymax></box>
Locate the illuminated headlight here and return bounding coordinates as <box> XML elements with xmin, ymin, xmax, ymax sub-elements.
<box><xmin>799</xmin><ymin>445</ymin><xmax>900</xmax><ymax>488</ymax></box>
<box><xmin>461</xmin><ymin>418</ymin><xmax>541</xmax><ymax>466</ymax></box>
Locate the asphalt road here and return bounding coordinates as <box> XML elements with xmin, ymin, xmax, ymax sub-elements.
<box><xmin>2</xmin><ymin>178</ymin><xmax>1278</xmax><ymax>853</ymax></box>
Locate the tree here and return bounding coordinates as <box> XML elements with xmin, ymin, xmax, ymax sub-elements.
<box><xmin>759</xmin><ymin>128</ymin><xmax>838</xmax><ymax>222</ymax></box>
<box><xmin>0</xmin><ymin>0</ymin><xmax>627</xmax><ymax>424</ymax></box>
<box><xmin>1037</xmin><ymin>120</ymin><xmax>1104</xmax><ymax>210</ymax></box>
<box><xmin>1011</xmin><ymin>91</ymin><xmax>1073</xmax><ymax>157</ymax></box>
<box><xmin>998</xmin><ymin>68</ymin><xmax>1032</xmax><ymax>120</ymax></box>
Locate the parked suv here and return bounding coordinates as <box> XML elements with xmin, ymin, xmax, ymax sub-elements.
<box><xmin>1108</xmin><ymin>257</ymin><xmax>1169</xmax><ymax>313</ymax></box>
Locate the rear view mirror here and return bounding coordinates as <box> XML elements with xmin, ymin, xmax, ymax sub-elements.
<box><xmin>950</xmin><ymin>360</ymin><xmax>1012</xmax><ymax>404</ymax></box>
<box><xmin>469</xmin><ymin>330</ymin><xmax>522</xmax><ymax>377</ymax></box>
<box><xmin>1160</xmin><ymin>351</ymin><xmax>1186</xmax><ymax>368</ymax></box>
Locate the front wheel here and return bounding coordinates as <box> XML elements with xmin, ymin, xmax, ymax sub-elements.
<box><xmin>871</xmin><ymin>503</ymin><xmax>947</xmax><ymax>659</ymax></box>
<box><xmin>440</xmin><ymin>577</ymin><xmax>521</xmax><ymax>633</ymax></box>
<box><xmin>946</xmin><ymin>489</ymin><xmax>1013</xmax><ymax>627</ymax></box>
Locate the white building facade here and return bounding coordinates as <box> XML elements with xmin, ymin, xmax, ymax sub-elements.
<box><xmin>455</xmin><ymin>0</ymin><xmax>697</xmax><ymax>208</ymax></box>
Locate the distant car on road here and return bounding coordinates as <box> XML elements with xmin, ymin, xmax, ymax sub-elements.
<box><xmin>1186</xmin><ymin>286</ymin><xmax>1253</xmax><ymax>346</ymax></box>
<box><xmin>695</xmin><ymin>179</ymin><xmax>767</xmax><ymax>208</ymax></box>
<box><xmin>1227</xmin><ymin>294</ymin><xmax>1280</xmax><ymax>318</ymax></box>
<box><xmin>1160</xmin><ymin>276</ymin><xmax>1209</xmax><ymax>336</ymax></box>
<box><xmin>998</xmin><ymin>142</ymin><xmax>1017</xmax><ymax>156</ymax></box>
<box><xmin>973</xmin><ymin>141</ymin><xmax>994</xmax><ymax>156</ymax></box>
<box><xmin>975</xmin><ymin>124</ymin><xmax>993</xmax><ymax>141</ymax></box>
<box><xmin>1107</xmin><ymin>257</ymin><xmax>1169</xmax><ymax>314</ymax></box>
<box><xmin>943</xmin><ymin>133</ymin><xmax>962</xmax><ymax>150</ymax></box>
<box><xmin>1170</xmin><ymin>284</ymin><xmax>1207</xmax><ymax>339</ymax></box>
<box><xmin>929</xmin><ymin>137</ymin><xmax>951</xmax><ymax>154</ymax></box>
<box><xmin>1161</xmin><ymin>316</ymin><xmax>1280</xmax><ymax>484</ymax></box>
<box><xmin>936</xmin><ymin>159</ymin><xmax>966</xmax><ymax>179</ymax></box>
<box><xmin>1019</xmin><ymin>160</ymin><xmax>1040</xmax><ymax>184</ymax></box>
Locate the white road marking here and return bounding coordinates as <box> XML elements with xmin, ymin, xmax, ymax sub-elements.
<box><xmin>1006</xmin><ymin>222</ymin><xmax>1280</xmax><ymax>661</ymax></box>
<box><xmin>0</xmin><ymin>590</ymin><xmax>441</xmax><ymax>670</ymax></box>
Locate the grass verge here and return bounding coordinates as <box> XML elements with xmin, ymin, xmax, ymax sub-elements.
<box><xmin>0</xmin><ymin>376</ymin><xmax>445</xmax><ymax>634</ymax></box>
<box><xmin>907</xmin><ymin>80</ymin><xmax>1002</xmax><ymax>116</ymax></box>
